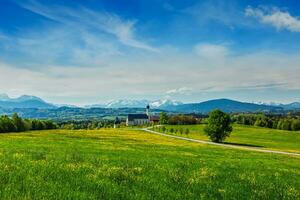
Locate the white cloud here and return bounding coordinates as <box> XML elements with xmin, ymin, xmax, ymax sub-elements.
<box><xmin>245</xmin><ymin>6</ymin><xmax>300</xmax><ymax>32</ymax></box>
<box><xmin>194</xmin><ymin>43</ymin><xmax>229</xmax><ymax>59</ymax></box>
<box><xmin>1</xmin><ymin>48</ymin><xmax>300</xmax><ymax>105</ymax></box>
<box><xmin>19</xmin><ymin>1</ymin><xmax>158</xmax><ymax>52</ymax></box>
<box><xmin>166</xmin><ymin>87</ymin><xmax>192</xmax><ymax>95</ymax></box>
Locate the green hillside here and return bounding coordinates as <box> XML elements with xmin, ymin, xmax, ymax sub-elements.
<box><xmin>154</xmin><ymin>124</ymin><xmax>300</xmax><ymax>153</ymax></box>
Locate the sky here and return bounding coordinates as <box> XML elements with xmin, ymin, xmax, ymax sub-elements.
<box><xmin>0</xmin><ymin>0</ymin><xmax>300</xmax><ymax>105</ymax></box>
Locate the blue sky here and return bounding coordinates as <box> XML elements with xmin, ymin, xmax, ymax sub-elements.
<box><xmin>0</xmin><ymin>0</ymin><xmax>300</xmax><ymax>105</ymax></box>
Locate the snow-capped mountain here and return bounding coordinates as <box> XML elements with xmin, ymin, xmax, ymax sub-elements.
<box><xmin>257</xmin><ymin>101</ymin><xmax>300</xmax><ymax>110</ymax></box>
<box><xmin>90</xmin><ymin>99</ymin><xmax>183</xmax><ymax>109</ymax></box>
<box><xmin>105</xmin><ymin>99</ymin><xmax>150</xmax><ymax>108</ymax></box>
<box><xmin>150</xmin><ymin>99</ymin><xmax>183</xmax><ymax>109</ymax></box>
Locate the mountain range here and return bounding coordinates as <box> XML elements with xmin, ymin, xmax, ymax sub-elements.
<box><xmin>0</xmin><ymin>94</ymin><xmax>55</xmax><ymax>109</ymax></box>
<box><xmin>87</xmin><ymin>99</ymin><xmax>183</xmax><ymax>109</ymax></box>
<box><xmin>0</xmin><ymin>94</ymin><xmax>300</xmax><ymax>114</ymax></box>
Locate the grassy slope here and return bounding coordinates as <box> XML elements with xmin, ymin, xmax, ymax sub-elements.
<box><xmin>0</xmin><ymin>129</ymin><xmax>299</xmax><ymax>199</ymax></box>
<box><xmin>158</xmin><ymin>124</ymin><xmax>300</xmax><ymax>153</ymax></box>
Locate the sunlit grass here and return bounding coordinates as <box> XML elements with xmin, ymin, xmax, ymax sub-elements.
<box><xmin>155</xmin><ymin>124</ymin><xmax>300</xmax><ymax>153</ymax></box>
<box><xmin>0</xmin><ymin>128</ymin><xmax>299</xmax><ymax>199</ymax></box>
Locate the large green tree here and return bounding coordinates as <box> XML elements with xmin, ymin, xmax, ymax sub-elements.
<box><xmin>159</xmin><ymin>112</ymin><xmax>169</xmax><ymax>124</ymax></box>
<box><xmin>12</xmin><ymin>113</ymin><xmax>26</xmax><ymax>132</ymax></box>
<box><xmin>204</xmin><ymin>109</ymin><xmax>232</xmax><ymax>143</ymax></box>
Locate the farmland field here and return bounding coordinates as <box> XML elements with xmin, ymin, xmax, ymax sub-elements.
<box><xmin>0</xmin><ymin>128</ymin><xmax>299</xmax><ymax>199</ymax></box>
<box><xmin>153</xmin><ymin>124</ymin><xmax>300</xmax><ymax>153</ymax></box>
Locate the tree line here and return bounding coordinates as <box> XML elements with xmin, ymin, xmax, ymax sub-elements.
<box><xmin>58</xmin><ymin>119</ymin><xmax>117</xmax><ymax>130</ymax></box>
<box><xmin>159</xmin><ymin>112</ymin><xmax>200</xmax><ymax>125</ymax></box>
<box><xmin>0</xmin><ymin>113</ymin><xmax>57</xmax><ymax>133</ymax></box>
<box><xmin>232</xmin><ymin>113</ymin><xmax>300</xmax><ymax>131</ymax></box>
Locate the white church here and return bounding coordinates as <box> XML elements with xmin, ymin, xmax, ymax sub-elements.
<box><xmin>126</xmin><ymin>105</ymin><xmax>160</xmax><ymax>126</ymax></box>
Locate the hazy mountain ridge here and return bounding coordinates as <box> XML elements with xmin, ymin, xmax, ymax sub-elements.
<box><xmin>259</xmin><ymin>102</ymin><xmax>300</xmax><ymax>110</ymax></box>
<box><xmin>0</xmin><ymin>94</ymin><xmax>55</xmax><ymax>109</ymax></box>
<box><xmin>163</xmin><ymin>99</ymin><xmax>284</xmax><ymax>113</ymax></box>
<box><xmin>0</xmin><ymin>94</ymin><xmax>299</xmax><ymax>115</ymax></box>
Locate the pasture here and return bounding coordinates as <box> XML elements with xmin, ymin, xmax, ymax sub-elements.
<box><xmin>155</xmin><ymin>124</ymin><xmax>300</xmax><ymax>153</ymax></box>
<box><xmin>0</xmin><ymin>128</ymin><xmax>299</xmax><ymax>199</ymax></box>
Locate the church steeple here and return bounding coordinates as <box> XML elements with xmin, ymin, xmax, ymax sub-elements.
<box><xmin>146</xmin><ymin>104</ymin><xmax>150</xmax><ymax>116</ymax></box>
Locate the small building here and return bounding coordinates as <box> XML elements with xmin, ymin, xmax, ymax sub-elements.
<box><xmin>126</xmin><ymin>114</ymin><xmax>150</xmax><ymax>126</ymax></box>
<box><xmin>149</xmin><ymin>115</ymin><xmax>160</xmax><ymax>124</ymax></box>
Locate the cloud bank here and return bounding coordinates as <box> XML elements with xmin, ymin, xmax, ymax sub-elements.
<box><xmin>245</xmin><ymin>6</ymin><xmax>300</xmax><ymax>32</ymax></box>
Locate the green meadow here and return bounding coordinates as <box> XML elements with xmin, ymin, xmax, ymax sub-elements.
<box><xmin>156</xmin><ymin>124</ymin><xmax>300</xmax><ymax>153</ymax></box>
<box><xmin>0</xmin><ymin>128</ymin><xmax>299</xmax><ymax>199</ymax></box>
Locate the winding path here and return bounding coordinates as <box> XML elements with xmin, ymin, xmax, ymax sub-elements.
<box><xmin>141</xmin><ymin>127</ymin><xmax>300</xmax><ymax>157</ymax></box>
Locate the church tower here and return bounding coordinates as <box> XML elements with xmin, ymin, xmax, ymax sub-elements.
<box><xmin>146</xmin><ymin>104</ymin><xmax>150</xmax><ymax>116</ymax></box>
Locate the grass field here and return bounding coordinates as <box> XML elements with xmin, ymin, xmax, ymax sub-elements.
<box><xmin>154</xmin><ymin>124</ymin><xmax>300</xmax><ymax>153</ymax></box>
<box><xmin>0</xmin><ymin>128</ymin><xmax>299</xmax><ymax>199</ymax></box>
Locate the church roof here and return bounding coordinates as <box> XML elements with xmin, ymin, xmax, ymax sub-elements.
<box><xmin>127</xmin><ymin>114</ymin><xmax>149</xmax><ymax>121</ymax></box>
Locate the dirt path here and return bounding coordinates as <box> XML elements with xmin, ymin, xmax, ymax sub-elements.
<box><xmin>142</xmin><ymin>128</ymin><xmax>300</xmax><ymax>157</ymax></box>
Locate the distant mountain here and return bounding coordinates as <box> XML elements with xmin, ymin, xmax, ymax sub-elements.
<box><xmin>0</xmin><ymin>94</ymin><xmax>56</xmax><ymax>109</ymax></box>
<box><xmin>0</xmin><ymin>94</ymin><xmax>297</xmax><ymax>115</ymax></box>
<box><xmin>163</xmin><ymin>99</ymin><xmax>283</xmax><ymax>113</ymax></box>
<box><xmin>283</xmin><ymin>102</ymin><xmax>300</xmax><ymax>109</ymax></box>
<box><xmin>258</xmin><ymin>101</ymin><xmax>300</xmax><ymax>110</ymax></box>
<box><xmin>105</xmin><ymin>99</ymin><xmax>150</xmax><ymax>108</ymax></box>
<box><xmin>0</xmin><ymin>93</ymin><xmax>10</xmax><ymax>101</ymax></box>
<box><xmin>150</xmin><ymin>99</ymin><xmax>183</xmax><ymax>109</ymax></box>
<box><xmin>87</xmin><ymin>99</ymin><xmax>183</xmax><ymax>109</ymax></box>
<box><xmin>14</xmin><ymin>95</ymin><xmax>44</xmax><ymax>102</ymax></box>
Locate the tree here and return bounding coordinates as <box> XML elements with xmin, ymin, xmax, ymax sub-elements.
<box><xmin>0</xmin><ymin>115</ymin><xmax>16</xmax><ymax>133</ymax></box>
<box><xmin>204</xmin><ymin>110</ymin><xmax>232</xmax><ymax>143</ymax></box>
<box><xmin>159</xmin><ymin>112</ymin><xmax>169</xmax><ymax>124</ymax></box>
<box><xmin>170</xmin><ymin>128</ymin><xmax>174</xmax><ymax>133</ymax></box>
<box><xmin>281</xmin><ymin>120</ymin><xmax>292</xmax><ymax>131</ymax></box>
<box><xmin>185</xmin><ymin>128</ymin><xmax>190</xmax><ymax>135</ymax></box>
<box><xmin>12</xmin><ymin>113</ymin><xmax>26</xmax><ymax>132</ymax></box>
<box><xmin>179</xmin><ymin>128</ymin><xmax>183</xmax><ymax>135</ymax></box>
<box><xmin>291</xmin><ymin>120</ymin><xmax>300</xmax><ymax>131</ymax></box>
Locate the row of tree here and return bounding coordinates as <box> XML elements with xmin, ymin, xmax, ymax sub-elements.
<box><xmin>0</xmin><ymin>113</ymin><xmax>57</xmax><ymax>133</ymax></box>
<box><xmin>159</xmin><ymin>112</ymin><xmax>199</xmax><ymax>125</ymax></box>
<box><xmin>232</xmin><ymin>114</ymin><xmax>300</xmax><ymax>131</ymax></box>
<box><xmin>153</xmin><ymin>126</ymin><xmax>190</xmax><ymax>135</ymax></box>
<box><xmin>58</xmin><ymin>120</ymin><xmax>116</xmax><ymax>130</ymax></box>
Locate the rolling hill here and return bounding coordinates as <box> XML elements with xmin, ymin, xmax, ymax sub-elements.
<box><xmin>164</xmin><ymin>99</ymin><xmax>284</xmax><ymax>113</ymax></box>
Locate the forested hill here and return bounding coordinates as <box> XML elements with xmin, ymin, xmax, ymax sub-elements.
<box><xmin>164</xmin><ymin>99</ymin><xmax>284</xmax><ymax>113</ymax></box>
